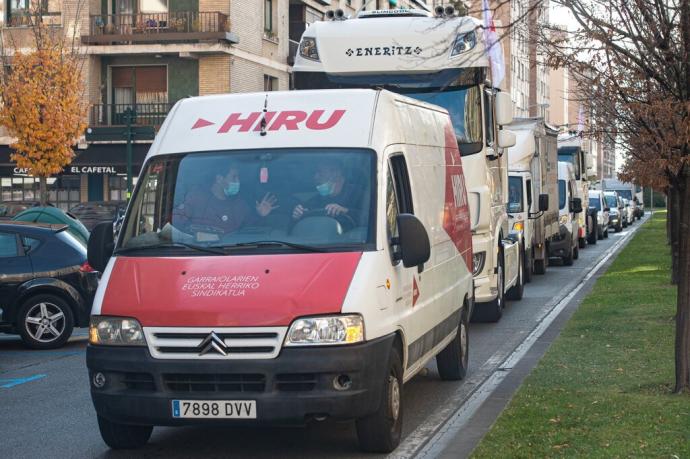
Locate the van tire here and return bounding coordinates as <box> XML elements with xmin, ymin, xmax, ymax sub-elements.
<box><xmin>506</xmin><ymin>248</ymin><xmax>524</xmax><ymax>300</ymax></box>
<box><xmin>573</xmin><ymin>244</ymin><xmax>579</xmax><ymax>260</ymax></box>
<box><xmin>436</xmin><ymin>308</ymin><xmax>469</xmax><ymax>381</ymax></box>
<box><xmin>524</xmin><ymin>248</ymin><xmax>533</xmax><ymax>283</ymax></box>
<box><xmin>588</xmin><ymin>227</ymin><xmax>598</xmax><ymax>245</ymax></box>
<box><xmin>604</xmin><ymin>228</ymin><xmax>609</xmax><ymax>238</ymax></box>
<box><xmin>17</xmin><ymin>294</ymin><xmax>74</xmax><ymax>350</ymax></box>
<box><xmin>356</xmin><ymin>347</ymin><xmax>403</xmax><ymax>453</ymax></box>
<box><xmin>563</xmin><ymin>244</ymin><xmax>574</xmax><ymax>266</ymax></box>
<box><xmin>471</xmin><ymin>250</ymin><xmax>504</xmax><ymax>322</ymax></box>
<box><xmin>97</xmin><ymin>415</ymin><xmax>152</xmax><ymax>449</ymax></box>
<box><xmin>578</xmin><ymin>236</ymin><xmax>586</xmax><ymax>249</ymax></box>
<box><xmin>534</xmin><ymin>258</ymin><xmax>546</xmax><ymax>275</ymax></box>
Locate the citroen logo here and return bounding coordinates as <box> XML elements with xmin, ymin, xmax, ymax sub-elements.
<box><xmin>198</xmin><ymin>332</ymin><xmax>228</xmax><ymax>356</ymax></box>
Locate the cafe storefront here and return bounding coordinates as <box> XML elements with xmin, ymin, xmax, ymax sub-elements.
<box><xmin>0</xmin><ymin>144</ymin><xmax>149</xmax><ymax>212</ymax></box>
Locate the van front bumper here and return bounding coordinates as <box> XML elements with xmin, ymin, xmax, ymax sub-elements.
<box><xmin>87</xmin><ymin>334</ymin><xmax>394</xmax><ymax>426</ymax></box>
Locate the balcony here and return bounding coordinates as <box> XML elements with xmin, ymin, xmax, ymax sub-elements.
<box><xmin>89</xmin><ymin>103</ymin><xmax>173</xmax><ymax>129</ymax></box>
<box><xmin>82</xmin><ymin>11</ymin><xmax>238</xmax><ymax>45</ymax></box>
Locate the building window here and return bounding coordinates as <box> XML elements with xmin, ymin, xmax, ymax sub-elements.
<box><xmin>264</xmin><ymin>75</ymin><xmax>278</xmax><ymax>91</ymax></box>
<box><xmin>111</xmin><ymin>65</ymin><xmax>168</xmax><ymax>125</ymax></box>
<box><xmin>140</xmin><ymin>0</ymin><xmax>168</xmax><ymax>13</ymax></box>
<box><xmin>0</xmin><ymin>175</ymin><xmax>80</xmax><ymax>211</ymax></box>
<box><xmin>264</xmin><ymin>0</ymin><xmax>273</xmax><ymax>32</ymax></box>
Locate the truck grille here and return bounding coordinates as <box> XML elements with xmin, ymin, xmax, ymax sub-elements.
<box><xmin>143</xmin><ymin>327</ymin><xmax>287</xmax><ymax>360</ymax></box>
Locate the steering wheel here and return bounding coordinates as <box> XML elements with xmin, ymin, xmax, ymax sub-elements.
<box><xmin>290</xmin><ymin>208</ymin><xmax>357</xmax><ymax>234</ymax></box>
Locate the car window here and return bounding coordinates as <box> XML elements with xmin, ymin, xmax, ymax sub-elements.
<box><xmin>0</xmin><ymin>231</ymin><xmax>19</xmax><ymax>257</ymax></box>
<box><xmin>22</xmin><ymin>236</ymin><xmax>41</xmax><ymax>252</ymax></box>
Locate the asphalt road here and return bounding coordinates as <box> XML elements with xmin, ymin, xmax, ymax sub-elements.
<box><xmin>0</xmin><ymin>221</ymin><xmax>643</xmax><ymax>459</ymax></box>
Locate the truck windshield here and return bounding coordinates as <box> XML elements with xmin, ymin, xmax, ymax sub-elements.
<box><xmin>119</xmin><ymin>148</ymin><xmax>376</xmax><ymax>254</ymax></box>
<box><xmin>558</xmin><ymin>147</ymin><xmax>581</xmax><ymax>180</ymax></box>
<box><xmin>558</xmin><ymin>180</ymin><xmax>566</xmax><ymax>210</ymax></box>
<box><xmin>294</xmin><ymin>69</ymin><xmax>484</xmax><ymax>155</ymax></box>
<box><xmin>589</xmin><ymin>197</ymin><xmax>601</xmax><ymax>210</ymax></box>
<box><xmin>508</xmin><ymin>176</ymin><xmax>523</xmax><ymax>213</ymax></box>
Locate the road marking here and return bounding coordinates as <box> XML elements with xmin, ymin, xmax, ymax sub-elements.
<box><xmin>390</xmin><ymin>218</ymin><xmax>645</xmax><ymax>459</ymax></box>
<box><xmin>0</xmin><ymin>374</ymin><xmax>47</xmax><ymax>389</ymax></box>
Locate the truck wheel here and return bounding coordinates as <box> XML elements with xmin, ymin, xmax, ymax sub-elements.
<box><xmin>506</xmin><ymin>248</ymin><xmax>524</xmax><ymax>301</ymax></box>
<box><xmin>17</xmin><ymin>294</ymin><xmax>74</xmax><ymax>350</ymax></box>
<box><xmin>471</xmin><ymin>251</ymin><xmax>504</xmax><ymax>323</ymax></box>
<box><xmin>98</xmin><ymin>415</ymin><xmax>153</xmax><ymax>449</ymax></box>
<box><xmin>534</xmin><ymin>258</ymin><xmax>546</xmax><ymax>275</ymax></box>
<box><xmin>356</xmin><ymin>347</ymin><xmax>403</xmax><ymax>453</ymax></box>
<box><xmin>436</xmin><ymin>307</ymin><xmax>469</xmax><ymax>381</ymax></box>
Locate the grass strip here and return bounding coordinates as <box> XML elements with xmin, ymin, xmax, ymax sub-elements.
<box><xmin>472</xmin><ymin>212</ymin><xmax>689</xmax><ymax>458</ymax></box>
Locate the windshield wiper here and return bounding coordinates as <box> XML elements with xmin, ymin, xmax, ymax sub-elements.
<box><xmin>115</xmin><ymin>242</ymin><xmax>226</xmax><ymax>256</ymax></box>
<box><xmin>213</xmin><ymin>240</ymin><xmax>327</xmax><ymax>253</ymax></box>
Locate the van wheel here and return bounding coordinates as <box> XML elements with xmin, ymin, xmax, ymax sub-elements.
<box><xmin>436</xmin><ymin>308</ymin><xmax>469</xmax><ymax>381</ymax></box>
<box><xmin>97</xmin><ymin>415</ymin><xmax>152</xmax><ymax>449</ymax></box>
<box><xmin>506</xmin><ymin>248</ymin><xmax>524</xmax><ymax>301</ymax></box>
<box><xmin>471</xmin><ymin>251</ymin><xmax>504</xmax><ymax>322</ymax></box>
<box><xmin>588</xmin><ymin>227</ymin><xmax>598</xmax><ymax>244</ymax></box>
<box><xmin>524</xmin><ymin>248</ymin><xmax>533</xmax><ymax>283</ymax></box>
<box><xmin>17</xmin><ymin>294</ymin><xmax>74</xmax><ymax>350</ymax></box>
<box><xmin>578</xmin><ymin>237</ymin><xmax>586</xmax><ymax>249</ymax></box>
<box><xmin>573</xmin><ymin>244</ymin><xmax>579</xmax><ymax>260</ymax></box>
<box><xmin>356</xmin><ymin>347</ymin><xmax>403</xmax><ymax>453</ymax></box>
<box><xmin>534</xmin><ymin>257</ymin><xmax>546</xmax><ymax>275</ymax></box>
<box><xmin>604</xmin><ymin>228</ymin><xmax>609</xmax><ymax>238</ymax></box>
<box><xmin>563</xmin><ymin>243</ymin><xmax>574</xmax><ymax>266</ymax></box>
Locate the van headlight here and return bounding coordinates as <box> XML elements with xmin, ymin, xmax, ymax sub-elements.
<box><xmin>89</xmin><ymin>316</ymin><xmax>146</xmax><ymax>346</ymax></box>
<box><xmin>451</xmin><ymin>31</ymin><xmax>477</xmax><ymax>56</ymax></box>
<box><xmin>285</xmin><ymin>315</ymin><xmax>364</xmax><ymax>346</ymax></box>
<box><xmin>299</xmin><ymin>37</ymin><xmax>320</xmax><ymax>61</ymax></box>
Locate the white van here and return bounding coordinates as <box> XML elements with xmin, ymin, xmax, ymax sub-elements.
<box><xmin>86</xmin><ymin>89</ymin><xmax>474</xmax><ymax>453</ymax></box>
<box><xmin>549</xmin><ymin>161</ymin><xmax>583</xmax><ymax>265</ymax></box>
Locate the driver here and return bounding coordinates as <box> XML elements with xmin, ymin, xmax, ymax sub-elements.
<box><xmin>174</xmin><ymin>163</ymin><xmax>278</xmax><ymax>235</ymax></box>
<box><xmin>292</xmin><ymin>159</ymin><xmax>362</xmax><ymax>222</ymax></box>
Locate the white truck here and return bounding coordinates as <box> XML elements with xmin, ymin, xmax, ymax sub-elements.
<box><xmin>601</xmin><ymin>178</ymin><xmax>643</xmax><ymax>220</ymax></box>
<box><xmin>507</xmin><ymin>118</ymin><xmax>559</xmax><ymax>279</ymax></box>
<box><xmin>557</xmin><ymin>133</ymin><xmax>598</xmax><ymax>247</ymax></box>
<box><xmin>293</xmin><ymin>7</ymin><xmax>521</xmax><ymax>322</ymax></box>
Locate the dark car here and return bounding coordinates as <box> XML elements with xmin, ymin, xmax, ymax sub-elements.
<box><xmin>69</xmin><ymin>201</ymin><xmax>127</xmax><ymax>231</ymax></box>
<box><xmin>0</xmin><ymin>222</ymin><xmax>99</xmax><ymax>349</ymax></box>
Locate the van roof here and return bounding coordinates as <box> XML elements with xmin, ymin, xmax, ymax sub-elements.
<box><xmin>149</xmin><ymin>89</ymin><xmax>389</xmax><ymax>158</ymax></box>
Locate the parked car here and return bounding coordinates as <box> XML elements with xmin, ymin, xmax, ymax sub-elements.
<box><xmin>0</xmin><ymin>221</ymin><xmax>99</xmax><ymax>349</ymax></box>
<box><xmin>588</xmin><ymin>190</ymin><xmax>609</xmax><ymax>239</ymax></box>
<box><xmin>604</xmin><ymin>191</ymin><xmax>623</xmax><ymax>232</ymax></box>
<box><xmin>13</xmin><ymin>206</ymin><xmax>90</xmax><ymax>245</ymax></box>
<box><xmin>69</xmin><ymin>201</ymin><xmax>127</xmax><ymax>231</ymax></box>
<box><xmin>0</xmin><ymin>201</ymin><xmax>51</xmax><ymax>220</ymax></box>
<box><xmin>549</xmin><ymin>162</ymin><xmax>582</xmax><ymax>265</ymax></box>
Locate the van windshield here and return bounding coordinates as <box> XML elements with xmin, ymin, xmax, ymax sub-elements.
<box><xmin>615</xmin><ymin>189</ymin><xmax>633</xmax><ymax>200</ymax></box>
<box><xmin>118</xmin><ymin>149</ymin><xmax>376</xmax><ymax>254</ymax></box>
<box><xmin>558</xmin><ymin>180</ymin><xmax>566</xmax><ymax>210</ymax></box>
<box><xmin>508</xmin><ymin>176</ymin><xmax>523</xmax><ymax>213</ymax></box>
<box><xmin>604</xmin><ymin>194</ymin><xmax>618</xmax><ymax>208</ymax></box>
<box><xmin>589</xmin><ymin>197</ymin><xmax>601</xmax><ymax>210</ymax></box>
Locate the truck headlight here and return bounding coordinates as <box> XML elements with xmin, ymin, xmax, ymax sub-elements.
<box><xmin>559</xmin><ymin>214</ymin><xmax>570</xmax><ymax>225</ymax></box>
<box><xmin>89</xmin><ymin>316</ymin><xmax>146</xmax><ymax>346</ymax></box>
<box><xmin>450</xmin><ymin>31</ymin><xmax>476</xmax><ymax>56</ymax></box>
<box><xmin>472</xmin><ymin>251</ymin><xmax>486</xmax><ymax>276</ymax></box>
<box><xmin>299</xmin><ymin>37</ymin><xmax>320</xmax><ymax>61</ymax></box>
<box><xmin>285</xmin><ymin>315</ymin><xmax>364</xmax><ymax>346</ymax></box>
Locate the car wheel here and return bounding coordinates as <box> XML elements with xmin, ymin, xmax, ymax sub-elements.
<box><xmin>506</xmin><ymin>247</ymin><xmax>524</xmax><ymax>301</ymax></box>
<box><xmin>356</xmin><ymin>347</ymin><xmax>403</xmax><ymax>453</ymax></box>
<box><xmin>17</xmin><ymin>294</ymin><xmax>74</xmax><ymax>349</ymax></box>
<box><xmin>436</xmin><ymin>307</ymin><xmax>469</xmax><ymax>381</ymax></box>
<box><xmin>471</xmin><ymin>249</ymin><xmax>504</xmax><ymax>323</ymax></box>
<box><xmin>98</xmin><ymin>415</ymin><xmax>153</xmax><ymax>449</ymax></box>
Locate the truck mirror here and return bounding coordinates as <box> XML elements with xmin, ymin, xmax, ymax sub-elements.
<box><xmin>396</xmin><ymin>213</ymin><xmax>431</xmax><ymax>269</ymax></box>
<box><xmin>497</xmin><ymin>129</ymin><xmax>516</xmax><ymax>148</ymax></box>
<box><xmin>88</xmin><ymin>221</ymin><xmax>115</xmax><ymax>273</ymax></box>
<box><xmin>538</xmin><ymin>194</ymin><xmax>549</xmax><ymax>212</ymax></box>
<box><xmin>570</xmin><ymin>197</ymin><xmax>583</xmax><ymax>214</ymax></box>
<box><xmin>494</xmin><ymin>92</ymin><xmax>513</xmax><ymax>126</ymax></box>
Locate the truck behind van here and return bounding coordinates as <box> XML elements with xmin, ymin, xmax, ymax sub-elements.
<box><xmin>86</xmin><ymin>89</ymin><xmax>474</xmax><ymax>453</ymax></box>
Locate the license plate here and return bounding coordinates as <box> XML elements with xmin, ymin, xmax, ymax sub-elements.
<box><xmin>172</xmin><ymin>400</ymin><xmax>257</xmax><ymax>419</ymax></box>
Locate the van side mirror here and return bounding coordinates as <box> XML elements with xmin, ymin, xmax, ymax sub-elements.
<box><xmin>396</xmin><ymin>213</ymin><xmax>431</xmax><ymax>269</ymax></box>
<box><xmin>494</xmin><ymin>92</ymin><xmax>513</xmax><ymax>126</ymax></box>
<box><xmin>570</xmin><ymin>197</ymin><xmax>583</xmax><ymax>214</ymax></box>
<box><xmin>497</xmin><ymin>130</ymin><xmax>516</xmax><ymax>148</ymax></box>
<box><xmin>88</xmin><ymin>221</ymin><xmax>115</xmax><ymax>272</ymax></box>
<box><xmin>538</xmin><ymin>194</ymin><xmax>549</xmax><ymax>212</ymax></box>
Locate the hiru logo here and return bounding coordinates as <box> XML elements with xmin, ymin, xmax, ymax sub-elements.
<box><xmin>345</xmin><ymin>46</ymin><xmax>423</xmax><ymax>57</ymax></box>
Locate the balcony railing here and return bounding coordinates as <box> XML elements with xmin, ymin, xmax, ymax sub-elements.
<box><xmin>89</xmin><ymin>103</ymin><xmax>174</xmax><ymax>129</ymax></box>
<box><xmin>82</xmin><ymin>11</ymin><xmax>237</xmax><ymax>45</ymax></box>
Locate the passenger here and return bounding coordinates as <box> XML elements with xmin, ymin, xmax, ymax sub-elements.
<box><xmin>174</xmin><ymin>164</ymin><xmax>278</xmax><ymax>235</ymax></box>
<box><xmin>292</xmin><ymin>159</ymin><xmax>362</xmax><ymax>222</ymax></box>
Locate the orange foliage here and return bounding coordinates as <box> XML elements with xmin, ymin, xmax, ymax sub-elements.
<box><xmin>0</xmin><ymin>30</ymin><xmax>86</xmax><ymax>178</ymax></box>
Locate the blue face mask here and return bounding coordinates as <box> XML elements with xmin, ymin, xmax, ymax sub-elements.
<box><xmin>316</xmin><ymin>181</ymin><xmax>334</xmax><ymax>196</ymax></box>
<box><xmin>223</xmin><ymin>181</ymin><xmax>240</xmax><ymax>197</ymax></box>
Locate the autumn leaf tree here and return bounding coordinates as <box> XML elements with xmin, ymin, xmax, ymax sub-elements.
<box><xmin>0</xmin><ymin>15</ymin><xmax>87</xmax><ymax>206</ymax></box>
<box><xmin>543</xmin><ymin>0</ymin><xmax>690</xmax><ymax>393</ymax></box>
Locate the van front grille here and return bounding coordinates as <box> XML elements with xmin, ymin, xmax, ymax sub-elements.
<box><xmin>164</xmin><ymin>373</ymin><xmax>266</xmax><ymax>393</ymax></box>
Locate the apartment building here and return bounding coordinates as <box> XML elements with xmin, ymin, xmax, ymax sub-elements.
<box><xmin>1</xmin><ymin>0</ymin><xmax>426</xmax><ymax>208</ymax></box>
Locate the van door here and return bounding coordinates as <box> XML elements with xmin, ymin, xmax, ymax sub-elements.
<box><xmin>386</xmin><ymin>153</ymin><xmax>437</xmax><ymax>374</ymax></box>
